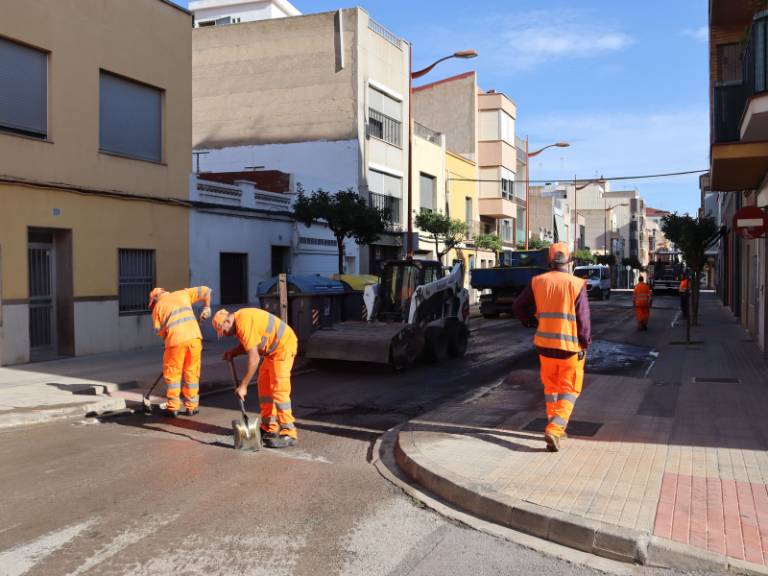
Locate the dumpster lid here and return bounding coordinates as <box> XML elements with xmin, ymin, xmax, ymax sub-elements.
<box><xmin>257</xmin><ymin>274</ymin><xmax>345</xmax><ymax>296</ymax></box>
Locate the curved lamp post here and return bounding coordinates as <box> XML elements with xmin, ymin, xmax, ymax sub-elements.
<box><xmin>524</xmin><ymin>141</ymin><xmax>569</xmax><ymax>249</ymax></box>
<box><xmin>406</xmin><ymin>49</ymin><xmax>478</xmax><ymax>258</ymax></box>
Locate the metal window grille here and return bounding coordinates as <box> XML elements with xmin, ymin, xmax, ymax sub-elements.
<box><xmin>299</xmin><ymin>236</ymin><xmax>337</xmax><ymax>247</ymax></box>
<box><xmin>119</xmin><ymin>249</ymin><xmax>155</xmax><ymax>315</ymax></box>
<box><xmin>369</xmin><ymin>192</ymin><xmax>401</xmax><ymax>226</ymax></box>
<box><xmin>368</xmin><ymin>108</ymin><xmax>402</xmax><ymax>147</ymax></box>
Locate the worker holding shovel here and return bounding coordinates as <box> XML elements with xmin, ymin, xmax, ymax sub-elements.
<box><xmin>212</xmin><ymin>308</ymin><xmax>299</xmax><ymax>449</ymax></box>
<box><xmin>149</xmin><ymin>286</ymin><xmax>212</xmax><ymax>417</ymax></box>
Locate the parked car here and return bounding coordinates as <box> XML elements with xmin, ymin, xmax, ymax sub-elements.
<box><xmin>574</xmin><ymin>264</ymin><xmax>611</xmax><ymax>300</ymax></box>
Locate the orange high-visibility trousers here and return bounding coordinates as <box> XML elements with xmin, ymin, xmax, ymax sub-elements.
<box><xmin>540</xmin><ymin>352</ymin><xmax>585</xmax><ymax>437</ymax></box>
<box><xmin>635</xmin><ymin>306</ymin><xmax>650</xmax><ymax>329</ymax></box>
<box><xmin>162</xmin><ymin>338</ymin><xmax>202</xmax><ymax>411</ymax></box>
<box><xmin>257</xmin><ymin>335</ymin><xmax>298</xmax><ymax>439</ymax></box>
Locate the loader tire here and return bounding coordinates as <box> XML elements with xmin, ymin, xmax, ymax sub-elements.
<box><xmin>446</xmin><ymin>321</ymin><xmax>469</xmax><ymax>358</ymax></box>
<box><xmin>423</xmin><ymin>326</ymin><xmax>448</xmax><ymax>363</ymax></box>
<box><xmin>481</xmin><ymin>312</ymin><xmax>499</xmax><ymax>319</ymax></box>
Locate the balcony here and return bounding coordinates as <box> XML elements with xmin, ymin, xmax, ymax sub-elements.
<box><xmin>713</xmin><ymin>83</ymin><xmax>747</xmax><ymax>143</ymax></box>
<box><xmin>414</xmin><ymin>122</ymin><xmax>442</xmax><ymax>146</ymax></box>
<box><xmin>368</xmin><ymin>108</ymin><xmax>402</xmax><ymax>147</ymax></box>
<box><xmin>369</xmin><ymin>191</ymin><xmax>401</xmax><ymax>228</ymax></box>
<box><xmin>479</xmin><ymin>197</ymin><xmax>516</xmax><ymax>219</ymax></box>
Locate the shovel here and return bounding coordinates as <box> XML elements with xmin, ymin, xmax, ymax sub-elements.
<box><xmin>142</xmin><ymin>374</ymin><xmax>164</xmax><ymax>415</ymax></box>
<box><xmin>229</xmin><ymin>360</ymin><xmax>261</xmax><ymax>451</ymax></box>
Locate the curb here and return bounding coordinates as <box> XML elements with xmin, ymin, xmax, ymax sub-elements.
<box><xmin>0</xmin><ymin>396</ymin><xmax>127</xmax><ymax>430</ymax></box>
<box><xmin>394</xmin><ymin>424</ymin><xmax>767</xmax><ymax>574</ymax></box>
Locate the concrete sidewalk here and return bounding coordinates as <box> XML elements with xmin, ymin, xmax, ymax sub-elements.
<box><xmin>0</xmin><ymin>339</ymin><xmax>311</xmax><ymax>429</ymax></box>
<box><xmin>395</xmin><ymin>295</ymin><xmax>768</xmax><ymax>574</ymax></box>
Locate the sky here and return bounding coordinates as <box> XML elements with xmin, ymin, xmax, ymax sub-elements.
<box><xmin>175</xmin><ymin>0</ymin><xmax>709</xmax><ymax>215</ymax></box>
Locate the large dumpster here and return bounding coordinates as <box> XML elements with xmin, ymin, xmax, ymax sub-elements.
<box><xmin>332</xmin><ymin>274</ymin><xmax>379</xmax><ymax>322</ymax></box>
<box><xmin>256</xmin><ymin>275</ymin><xmax>345</xmax><ymax>346</ymax></box>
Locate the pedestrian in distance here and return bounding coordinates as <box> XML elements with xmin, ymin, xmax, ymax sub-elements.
<box><xmin>513</xmin><ymin>242</ymin><xmax>592</xmax><ymax>453</ymax></box>
<box><xmin>632</xmin><ymin>276</ymin><xmax>652</xmax><ymax>331</ymax></box>
<box><xmin>149</xmin><ymin>286</ymin><xmax>212</xmax><ymax>417</ymax></box>
<box><xmin>212</xmin><ymin>308</ymin><xmax>299</xmax><ymax>449</ymax></box>
<box><xmin>679</xmin><ymin>274</ymin><xmax>691</xmax><ymax>320</ymax></box>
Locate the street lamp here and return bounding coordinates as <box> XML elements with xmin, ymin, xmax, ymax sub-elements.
<box><xmin>524</xmin><ymin>140</ymin><xmax>569</xmax><ymax>249</ymax></box>
<box><xmin>406</xmin><ymin>48</ymin><xmax>478</xmax><ymax>258</ymax></box>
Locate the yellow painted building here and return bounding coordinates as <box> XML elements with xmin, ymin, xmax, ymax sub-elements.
<box><xmin>0</xmin><ymin>0</ymin><xmax>192</xmax><ymax>365</ymax></box>
<box><xmin>411</xmin><ymin>125</ymin><xmax>447</xmax><ymax>259</ymax></box>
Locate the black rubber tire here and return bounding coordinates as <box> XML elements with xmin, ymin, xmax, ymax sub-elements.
<box><xmin>481</xmin><ymin>312</ymin><xmax>500</xmax><ymax>319</ymax></box>
<box><xmin>446</xmin><ymin>322</ymin><xmax>469</xmax><ymax>358</ymax></box>
<box><xmin>423</xmin><ymin>326</ymin><xmax>448</xmax><ymax>363</ymax></box>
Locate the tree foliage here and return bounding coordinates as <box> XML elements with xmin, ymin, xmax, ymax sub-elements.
<box><xmin>474</xmin><ymin>234</ymin><xmax>503</xmax><ymax>254</ymax></box>
<box><xmin>517</xmin><ymin>238</ymin><xmax>551</xmax><ymax>250</ymax></box>
<box><xmin>596</xmin><ymin>254</ymin><xmax>617</xmax><ymax>266</ymax></box>
<box><xmin>414</xmin><ymin>210</ymin><xmax>468</xmax><ymax>264</ymax></box>
<box><xmin>293</xmin><ymin>185</ymin><xmax>390</xmax><ymax>274</ymax></box>
<box><xmin>573</xmin><ymin>248</ymin><xmax>596</xmax><ymax>265</ymax></box>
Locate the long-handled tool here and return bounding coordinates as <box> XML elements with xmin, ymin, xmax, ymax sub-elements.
<box><xmin>142</xmin><ymin>374</ymin><xmax>164</xmax><ymax>415</ymax></box>
<box><xmin>229</xmin><ymin>360</ymin><xmax>261</xmax><ymax>451</ymax></box>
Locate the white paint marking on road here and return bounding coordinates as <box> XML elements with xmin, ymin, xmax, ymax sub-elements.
<box><xmin>643</xmin><ymin>360</ymin><xmax>657</xmax><ymax>379</ymax></box>
<box><xmin>64</xmin><ymin>515</ymin><xmax>176</xmax><ymax>576</ymax></box>
<box><xmin>0</xmin><ymin>520</ymin><xmax>94</xmax><ymax>576</ymax></box>
<box><xmin>671</xmin><ymin>311</ymin><xmax>680</xmax><ymax>328</ymax></box>
<box><xmin>262</xmin><ymin>448</ymin><xmax>332</xmax><ymax>464</ymax></box>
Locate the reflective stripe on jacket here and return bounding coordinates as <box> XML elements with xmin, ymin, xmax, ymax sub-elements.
<box><xmin>531</xmin><ymin>271</ymin><xmax>585</xmax><ymax>353</ymax></box>
<box><xmin>234</xmin><ymin>308</ymin><xmax>297</xmax><ymax>357</ymax></box>
<box><xmin>633</xmin><ymin>282</ymin><xmax>652</xmax><ymax>307</ymax></box>
<box><xmin>152</xmin><ymin>287</ymin><xmax>209</xmax><ymax>348</ymax></box>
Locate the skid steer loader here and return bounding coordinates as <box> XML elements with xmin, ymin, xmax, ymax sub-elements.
<box><xmin>305</xmin><ymin>260</ymin><xmax>470</xmax><ymax>370</ymax></box>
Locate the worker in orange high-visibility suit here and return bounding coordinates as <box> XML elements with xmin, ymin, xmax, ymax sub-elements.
<box><xmin>679</xmin><ymin>275</ymin><xmax>690</xmax><ymax>320</ymax></box>
<box><xmin>514</xmin><ymin>242</ymin><xmax>591</xmax><ymax>453</ymax></box>
<box><xmin>213</xmin><ymin>308</ymin><xmax>298</xmax><ymax>449</ymax></box>
<box><xmin>632</xmin><ymin>276</ymin><xmax>652</xmax><ymax>331</ymax></box>
<box><xmin>149</xmin><ymin>286</ymin><xmax>212</xmax><ymax>417</ymax></box>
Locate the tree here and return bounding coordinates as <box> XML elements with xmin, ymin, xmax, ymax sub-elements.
<box><xmin>661</xmin><ymin>213</ymin><xmax>719</xmax><ymax>325</ymax></box>
<box><xmin>596</xmin><ymin>254</ymin><xmax>616</xmax><ymax>266</ymax></box>
<box><xmin>293</xmin><ymin>185</ymin><xmax>390</xmax><ymax>275</ymax></box>
<box><xmin>473</xmin><ymin>234</ymin><xmax>502</xmax><ymax>267</ymax></box>
<box><xmin>573</xmin><ymin>249</ymin><xmax>595</xmax><ymax>265</ymax></box>
<box><xmin>414</xmin><ymin>210</ymin><xmax>468</xmax><ymax>264</ymax></box>
<box><xmin>517</xmin><ymin>238</ymin><xmax>551</xmax><ymax>250</ymax></box>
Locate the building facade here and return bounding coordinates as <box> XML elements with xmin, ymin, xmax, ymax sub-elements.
<box><xmin>0</xmin><ymin>0</ymin><xmax>192</xmax><ymax>365</ymax></box>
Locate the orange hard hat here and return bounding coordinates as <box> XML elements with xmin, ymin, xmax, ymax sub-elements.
<box><xmin>212</xmin><ymin>309</ymin><xmax>230</xmax><ymax>338</ymax></box>
<box><xmin>148</xmin><ymin>288</ymin><xmax>167</xmax><ymax>308</ymax></box>
<box><xmin>548</xmin><ymin>242</ymin><xmax>571</xmax><ymax>265</ymax></box>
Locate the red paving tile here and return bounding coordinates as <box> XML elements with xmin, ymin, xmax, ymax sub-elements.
<box><xmin>654</xmin><ymin>473</ymin><xmax>768</xmax><ymax>565</ymax></box>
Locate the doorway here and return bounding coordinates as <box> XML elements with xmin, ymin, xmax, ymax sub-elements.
<box><xmin>220</xmin><ymin>252</ymin><xmax>248</xmax><ymax>305</ymax></box>
<box><xmin>271</xmin><ymin>246</ymin><xmax>290</xmax><ymax>278</ymax></box>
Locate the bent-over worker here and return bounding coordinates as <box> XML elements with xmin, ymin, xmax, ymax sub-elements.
<box><xmin>149</xmin><ymin>286</ymin><xmax>212</xmax><ymax>417</ymax></box>
<box><xmin>212</xmin><ymin>308</ymin><xmax>298</xmax><ymax>449</ymax></box>
<box><xmin>632</xmin><ymin>276</ymin><xmax>652</xmax><ymax>331</ymax></box>
<box><xmin>513</xmin><ymin>242</ymin><xmax>591</xmax><ymax>453</ymax></box>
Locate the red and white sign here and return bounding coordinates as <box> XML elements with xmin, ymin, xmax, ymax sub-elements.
<box><xmin>733</xmin><ymin>206</ymin><xmax>768</xmax><ymax>240</ymax></box>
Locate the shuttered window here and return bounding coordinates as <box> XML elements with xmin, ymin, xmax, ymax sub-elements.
<box><xmin>0</xmin><ymin>37</ymin><xmax>47</xmax><ymax>139</ymax></box>
<box><xmin>100</xmin><ymin>71</ymin><xmax>162</xmax><ymax>163</ymax></box>
<box><xmin>419</xmin><ymin>173</ymin><xmax>435</xmax><ymax>212</ymax></box>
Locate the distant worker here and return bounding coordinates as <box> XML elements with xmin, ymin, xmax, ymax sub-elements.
<box><xmin>213</xmin><ymin>308</ymin><xmax>298</xmax><ymax>449</ymax></box>
<box><xmin>679</xmin><ymin>274</ymin><xmax>691</xmax><ymax>320</ymax></box>
<box><xmin>514</xmin><ymin>242</ymin><xmax>591</xmax><ymax>453</ymax></box>
<box><xmin>149</xmin><ymin>286</ymin><xmax>212</xmax><ymax>417</ymax></box>
<box><xmin>632</xmin><ymin>276</ymin><xmax>652</xmax><ymax>331</ymax></box>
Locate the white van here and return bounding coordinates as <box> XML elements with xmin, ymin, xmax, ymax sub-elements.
<box><xmin>574</xmin><ymin>264</ymin><xmax>611</xmax><ymax>300</ymax></box>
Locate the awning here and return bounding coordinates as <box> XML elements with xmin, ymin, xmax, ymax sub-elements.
<box><xmin>710</xmin><ymin>141</ymin><xmax>768</xmax><ymax>191</ymax></box>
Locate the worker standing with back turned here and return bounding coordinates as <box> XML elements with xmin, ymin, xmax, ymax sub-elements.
<box><xmin>212</xmin><ymin>308</ymin><xmax>298</xmax><ymax>449</ymax></box>
<box><xmin>632</xmin><ymin>276</ymin><xmax>652</xmax><ymax>331</ymax></box>
<box><xmin>149</xmin><ymin>286</ymin><xmax>212</xmax><ymax>417</ymax></box>
<box><xmin>514</xmin><ymin>243</ymin><xmax>591</xmax><ymax>453</ymax></box>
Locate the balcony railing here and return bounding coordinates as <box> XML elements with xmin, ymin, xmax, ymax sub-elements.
<box><xmin>368</xmin><ymin>17</ymin><xmax>402</xmax><ymax>49</ymax></box>
<box><xmin>368</xmin><ymin>108</ymin><xmax>402</xmax><ymax>147</ymax></box>
<box><xmin>714</xmin><ymin>83</ymin><xmax>747</xmax><ymax>143</ymax></box>
<box><xmin>369</xmin><ymin>191</ymin><xmax>401</xmax><ymax>227</ymax></box>
<box><xmin>414</xmin><ymin>122</ymin><xmax>442</xmax><ymax>145</ymax></box>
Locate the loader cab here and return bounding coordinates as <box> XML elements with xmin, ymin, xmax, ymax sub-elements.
<box><xmin>377</xmin><ymin>260</ymin><xmax>444</xmax><ymax>322</ymax></box>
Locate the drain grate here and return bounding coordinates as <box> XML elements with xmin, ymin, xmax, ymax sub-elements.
<box><xmin>669</xmin><ymin>341</ymin><xmax>704</xmax><ymax>346</ymax></box>
<box><xmin>522</xmin><ymin>418</ymin><xmax>603</xmax><ymax>437</ymax></box>
<box><xmin>692</xmin><ymin>377</ymin><xmax>740</xmax><ymax>384</ymax></box>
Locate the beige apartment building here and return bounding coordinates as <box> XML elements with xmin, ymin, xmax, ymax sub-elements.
<box><xmin>0</xmin><ymin>0</ymin><xmax>192</xmax><ymax>365</ymax></box>
<box><xmin>192</xmin><ymin>2</ymin><xmax>411</xmax><ymax>274</ymax></box>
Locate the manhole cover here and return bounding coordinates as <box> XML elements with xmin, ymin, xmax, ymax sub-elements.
<box><xmin>692</xmin><ymin>377</ymin><xmax>740</xmax><ymax>384</ymax></box>
<box><xmin>522</xmin><ymin>418</ymin><xmax>603</xmax><ymax>437</ymax></box>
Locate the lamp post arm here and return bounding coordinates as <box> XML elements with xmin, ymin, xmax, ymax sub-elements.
<box><xmin>411</xmin><ymin>55</ymin><xmax>453</xmax><ymax>79</ymax></box>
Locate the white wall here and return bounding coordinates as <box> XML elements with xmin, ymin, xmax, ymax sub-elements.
<box><xmin>191</xmin><ymin>0</ymin><xmax>300</xmax><ymax>25</ymax></box>
<box><xmin>195</xmin><ymin>140</ymin><xmax>360</xmax><ymax>195</ymax></box>
<box><xmin>0</xmin><ymin>304</ymin><xmax>28</xmax><ymax>365</ymax></box>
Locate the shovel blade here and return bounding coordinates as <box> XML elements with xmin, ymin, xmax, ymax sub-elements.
<box><xmin>232</xmin><ymin>418</ymin><xmax>262</xmax><ymax>451</ymax></box>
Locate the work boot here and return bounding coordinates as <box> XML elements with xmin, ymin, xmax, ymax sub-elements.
<box><xmin>159</xmin><ymin>403</ymin><xmax>178</xmax><ymax>417</ymax></box>
<box><xmin>261</xmin><ymin>430</ymin><xmax>278</xmax><ymax>441</ymax></box>
<box><xmin>181</xmin><ymin>408</ymin><xmax>199</xmax><ymax>417</ymax></box>
<box><xmin>544</xmin><ymin>433</ymin><xmax>560</xmax><ymax>453</ymax></box>
<box><xmin>264</xmin><ymin>435</ymin><xmax>297</xmax><ymax>449</ymax></box>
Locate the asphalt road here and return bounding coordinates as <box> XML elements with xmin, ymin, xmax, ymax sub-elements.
<box><xmin>0</xmin><ymin>292</ymin><xmax>716</xmax><ymax>576</ymax></box>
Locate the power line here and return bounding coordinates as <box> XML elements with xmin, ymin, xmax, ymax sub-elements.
<box><xmin>448</xmin><ymin>169</ymin><xmax>708</xmax><ymax>184</ymax></box>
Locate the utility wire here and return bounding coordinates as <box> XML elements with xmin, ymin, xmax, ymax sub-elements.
<box><xmin>448</xmin><ymin>169</ymin><xmax>708</xmax><ymax>184</ymax></box>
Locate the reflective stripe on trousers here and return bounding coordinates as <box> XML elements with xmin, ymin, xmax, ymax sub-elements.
<box><xmin>163</xmin><ymin>339</ymin><xmax>203</xmax><ymax>410</ymax></box>
<box><xmin>257</xmin><ymin>337</ymin><xmax>298</xmax><ymax>438</ymax></box>
<box><xmin>540</xmin><ymin>352</ymin><xmax>585</xmax><ymax>438</ymax></box>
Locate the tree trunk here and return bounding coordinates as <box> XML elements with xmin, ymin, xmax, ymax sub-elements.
<box><xmin>336</xmin><ymin>235</ymin><xmax>345</xmax><ymax>276</ymax></box>
<box><xmin>692</xmin><ymin>270</ymin><xmax>701</xmax><ymax>326</ymax></box>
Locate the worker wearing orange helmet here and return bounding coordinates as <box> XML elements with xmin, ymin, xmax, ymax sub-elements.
<box><xmin>514</xmin><ymin>242</ymin><xmax>591</xmax><ymax>453</ymax></box>
<box><xmin>632</xmin><ymin>276</ymin><xmax>652</xmax><ymax>331</ymax></box>
<box><xmin>212</xmin><ymin>308</ymin><xmax>298</xmax><ymax>449</ymax></box>
<box><xmin>149</xmin><ymin>286</ymin><xmax>212</xmax><ymax>417</ymax></box>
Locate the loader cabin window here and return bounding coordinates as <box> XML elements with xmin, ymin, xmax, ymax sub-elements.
<box><xmin>99</xmin><ymin>71</ymin><xmax>162</xmax><ymax>163</ymax></box>
<box><xmin>0</xmin><ymin>36</ymin><xmax>48</xmax><ymax>139</ymax></box>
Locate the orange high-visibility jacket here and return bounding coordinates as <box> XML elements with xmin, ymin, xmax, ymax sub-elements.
<box><xmin>633</xmin><ymin>282</ymin><xmax>652</xmax><ymax>308</ymax></box>
<box><xmin>152</xmin><ymin>287</ymin><xmax>211</xmax><ymax>347</ymax></box>
<box><xmin>234</xmin><ymin>308</ymin><xmax>297</xmax><ymax>358</ymax></box>
<box><xmin>531</xmin><ymin>272</ymin><xmax>585</xmax><ymax>353</ymax></box>
<box><xmin>679</xmin><ymin>279</ymin><xmax>690</xmax><ymax>293</ymax></box>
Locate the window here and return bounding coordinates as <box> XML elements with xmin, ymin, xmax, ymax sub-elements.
<box><xmin>0</xmin><ymin>37</ymin><xmax>47</xmax><ymax>139</ymax></box>
<box><xmin>717</xmin><ymin>43</ymin><xmax>742</xmax><ymax>84</ymax></box>
<box><xmin>478</xmin><ymin>110</ymin><xmax>514</xmax><ymax>144</ymax></box>
<box><xmin>197</xmin><ymin>16</ymin><xmax>234</xmax><ymax>27</ymax></box>
<box><xmin>368</xmin><ymin>86</ymin><xmax>402</xmax><ymax>146</ymax></box>
<box><xmin>419</xmin><ymin>173</ymin><xmax>436</xmax><ymax>212</ymax></box>
<box><xmin>368</xmin><ymin>169</ymin><xmax>402</xmax><ymax>226</ymax></box>
<box><xmin>465</xmin><ymin>197</ymin><xmax>473</xmax><ymax>226</ymax></box>
<box><xmin>119</xmin><ymin>249</ymin><xmax>155</xmax><ymax>315</ymax></box>
<box><xmin>100</xmin><ymin>71</ymin><xmax>162</xmax><ymax>162</ymax></box>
